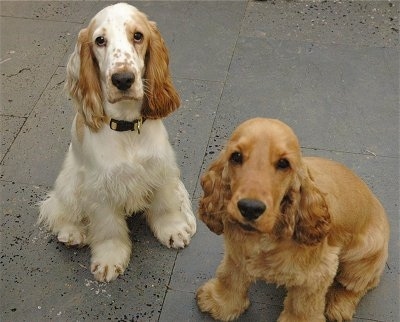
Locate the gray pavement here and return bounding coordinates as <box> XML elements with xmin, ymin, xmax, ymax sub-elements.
<box><xmin>0</xmin><ymin>1</ymin><xmax>399</xmax><ymax>321</ymax></box>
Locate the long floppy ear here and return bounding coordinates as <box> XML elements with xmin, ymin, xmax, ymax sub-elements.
<box><xmin>276</xmin><ymin>166</ymin><xmax>331</xmax><ymax>245</ymax></box>
<box><xmin>198</xmin><ymin>153</ymin><xmax>231</xmax><ymax>235</ymax></box>
<box><xmin>65</xmin><ymin>28</ymin><xmax>105</xmax><ymax>131</ymax></box>
<box><xmin>141</xmin><ymin>22</ymin><xmax>180</xmax><ymax>119</ymax></box>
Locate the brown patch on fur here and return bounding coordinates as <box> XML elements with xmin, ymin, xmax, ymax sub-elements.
<box><xmin>198</xmin><ymin>153</ymin><xmax>231</xmax><ymax>235</ymax></box>
<box><xmin>141</xmin><ymin>22</ymin><xmax>180</xmax><ymax>119</ymax></box>
<box><xmin>66</xmin><ymin>26</ymin><xmax>105</xmax><ymax>131</ymax></box>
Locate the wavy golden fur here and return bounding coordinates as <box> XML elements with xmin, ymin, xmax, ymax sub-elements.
<box><xmin>197</xmin><ymin>118</ymin><xmax>389</xmax><ymax>322</ymax></box>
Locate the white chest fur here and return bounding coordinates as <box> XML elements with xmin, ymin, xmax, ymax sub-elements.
<box><xmin>70</xmin><ymin>118</ymin><xmax>178</xmax><ymax>214</ymax></box>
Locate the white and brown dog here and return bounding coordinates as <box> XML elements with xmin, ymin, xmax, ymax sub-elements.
<box><xmin>39</xmin><ymin>3</ymin><xmax>196</xmax><ymax>282</ymax></box>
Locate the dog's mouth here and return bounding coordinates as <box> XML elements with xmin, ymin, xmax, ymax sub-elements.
<box><xmin>108</xmin><ymin>93</ymin><xmax>143</xmax><ymax>104</ymax></box>
<box><xmin>237</xmin><ymin>221</ymin><xmax>259</xmax><ymax>232</ymax></box>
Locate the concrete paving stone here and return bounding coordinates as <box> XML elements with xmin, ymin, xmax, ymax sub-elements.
<box><xmin>0</xmin><ymin>16</ymin><xmax>81</xmax><ymax>117</ymax></box>
<box><xmin>160</xmin><ymin>287</ymin><xmax>283</xmax><ymax>322</ymax></box>
<box><xmin>0</xmin><ymin>180</ymin><xmax>184</xmax><ymax>321</ymax></box>
<box><xmin>205</xmin><ymin>36</ymin><xmax>399</xmax><ymax>158</ymax></box>
<box><xmin>0</xmin><ymin>67</ymin><xmax>74</xmax><ymax>186</ymax></box>
<box><xmin>165</xmin><ymin>78</ymin><xmax>224</xmax><ymax>196</ymax></box>
<box><xmin>135</xmin><ymin>0</ymin><xmax>247</xmax><ymax>81</ymax></box>
<box><xmin>169</xmin><ymin>222</ymin><xmax>225</xmax><ymax>293</ymax></box>
<box><xmin>0</xmin><ymin>115</ymin><xmax>25</xmax><ymax>162</ymax></box>
<box><xmin>242</xmin><ymin>0</ymin><xmax>399</xmax><ymax>48</ymax></box>
<box><xmin>0</xmin><ymin>0</ymin><xmax>96</xmax><ymax>23</ymax></box>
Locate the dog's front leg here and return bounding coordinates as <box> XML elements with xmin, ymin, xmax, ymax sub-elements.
<box><xmin>197</xmin><ymin>254</ymin><xmax>252</xmax><ymax>321</ymax></box>
<box><xmin>88</xmin><ymin>205</ymin><xmax>131</xmax><ymax>282</ymax></box>
<box><xmin>278</xmin><ymin>285</ymin><xmax>329</xmax><ymax>322</ymax></box>
<box><xmin>146</xmin><ymin>178</ymin><xmax>196</xmax><ymax>248</ymax></box>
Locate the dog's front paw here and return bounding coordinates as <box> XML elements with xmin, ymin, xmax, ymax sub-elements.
<box><xmin>158</xmin><ymin>220</ymin><xmax>195</xmax><ymax>248</ymax></box>
<box><xmin>57</xmin><ymin>224</ymin><xmax>86</xmax><ymax>246</ymax></box>
<box><xmin>197</xmin><ymin>279</ymin><xmax>250</xmax><ymax>321</ymax></box>
<box><xmin>90</xmin><ymin>239</ymin><xmax>131</xmax><ymax>282</ymax></box>
<box><xmin>151</xmin><ymin>212</ymin><xmax>196</xmax><ymax>249</ymax></box>
<box><xmin>163</xmin><ymin>219</ymin><xmax>196</xmax><ymax>248</ymax></box>
<box><xmin>325</xmin><ymin>287</ymin><xmax>357</xmax><ymax>322</ymax></box>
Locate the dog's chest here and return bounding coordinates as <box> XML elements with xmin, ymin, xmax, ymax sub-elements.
<box><xmin>232</xmin><ymin>237</ymin><xmax>339</xmax><ymax>288</ymax></box>
<box><xmin>77</xmin><ymin>126</ymin><xmax>175</xmax><ymax>212</ymax></box>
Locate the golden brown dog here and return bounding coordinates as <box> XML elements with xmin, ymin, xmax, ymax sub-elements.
<box><xmin>196</xmin><ymin>118</ymin><xmax>389</xmax><ymax>322</ymax></box>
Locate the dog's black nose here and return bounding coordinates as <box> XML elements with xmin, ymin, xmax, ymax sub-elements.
<box><xmin>111</xmin><ymin>72</ymin><xmax>135</xmax><ymax>91</ymax></box>
<box><xmin>237</xmin><ymin>198</ymin><xmax>266</xmax><ymax>221</ymax></box>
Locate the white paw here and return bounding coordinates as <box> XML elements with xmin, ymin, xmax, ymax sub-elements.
<box><xmin>57</xmin><ymin>225</ymin><xmax>86</xmax><ymax>246</ymax></box>
<box><xmin>90</xmin><ymin>261</ymin><xmax>125</xmax><ymax>282</ymax></box>
<box><xmin>90</xmin><ymin>239</ymin><xmax>131</xmax><ymax>282</ymax></box>
<box><xmin>152</xmin><ymin>213</ymin><xmax>197</xmax><ymax>249</ymax></box>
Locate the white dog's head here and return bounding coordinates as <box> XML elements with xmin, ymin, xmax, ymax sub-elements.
<box><xmin>66</xmin><ymin>3</ymin><xmax>180</xmax><ymax>130</ymax></box>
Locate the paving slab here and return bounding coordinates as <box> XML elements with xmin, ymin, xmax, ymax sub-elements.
<box><xmin>136</xmin><ymin>0</ymin><xmax>247</xmax><ymax>81</ymax></box>
<box><xmin>0</xmin><ymin>16</ymin><xmax>81</xmax><ymax>117</ymax></box>
<box><xmin>242</xmin><ymin>0</ymin><xmax>399</xmax><ymax>48</ymax></box>
<box><xmin>202</xmin><ymin>37</ymin><xmax>398</xmax><ymax>158</ymax></box>
<box><xmin>0</xmin><ymin>1</ymin><xmax>96</xmax><ymax>23</ymax></box>
<box><xmin>0</xmin><ymin>181</ymin><xmax>182</xmax><ymax>321</ymax></box>
<box><xmin>164</xmin><ymin>79</ymin><xmax>224</xmax><ymax>196</ymax></box>
<box><xmin>0</xmin><ymin>115</ymin><xmax>25</xmax><ymax>162</ymax></box>
<box><xmin>0</xmin><ymin>67</ymin><xmax>74</xmax><ymax>186</ymax></box>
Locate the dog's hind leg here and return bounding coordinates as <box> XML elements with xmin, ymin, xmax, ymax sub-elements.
<box><xmin>38</xmin><ymin>148</ymin><xmax>87</xmax><ymax>246</ymax></box>
<box><xmin>325</xmin><ymin>223</ymin><xmax>389</xmax><ymax>321</ymax></box>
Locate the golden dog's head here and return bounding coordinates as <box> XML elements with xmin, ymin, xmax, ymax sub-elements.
<box><xmin>199</xmin><ymin>118</ymin><xmax>330</xmax><ymax>245</ymax></box>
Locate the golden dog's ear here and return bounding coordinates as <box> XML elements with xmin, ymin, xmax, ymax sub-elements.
<box><xmin>66</xmin><ymin>28</ymin><xmax>105</xmax><ymax>131</ymax></box>
<box><xmin>141</xmin><ymin>22</ymin><xmax>180</xmax><ymax>119</ymax></box>
<box><xmin>198</xmin><ymin>154</ymin><xmax>230</xmax><ymax>235</ymax></box>
<box><xmin>277</xmin><ymin>167</ymin><xmax>331</xmax><ymax>245</ymax></box>
<box><xmin>293</xmin><ymin>168</ymin><xmax>331</xmax><ymax>245</ymax></box>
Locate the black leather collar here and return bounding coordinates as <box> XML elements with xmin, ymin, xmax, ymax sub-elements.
<box><xmin>109</xmin><ymin>117</ymin><xmax>145</xmax><ymax>133</ymax></box>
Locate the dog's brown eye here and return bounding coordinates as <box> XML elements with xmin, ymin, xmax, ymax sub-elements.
<box><xmin>277</xmin><ymin>158</ymin><xmax>290</xmax><ymax>170</ymax></box>
<box><xmin>95</xmin><ymin>36</ymin><xmax>107</xmax><ymax>47</ymax></box>
<box><xmin>133</xmin><ymin>32</ymin><xmax>143</xmax><ymax>43</ymax></box>
<box><xmin>229</xmin><ymin>152</ymin><xmax>243</xmax><ymax>165</ymax></box>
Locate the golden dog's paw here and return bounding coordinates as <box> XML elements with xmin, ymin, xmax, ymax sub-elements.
<box><xmin>196</xmin><ymin>279</ymin><xmax>250</xmax><ymax>321</ymax></box>
<box><xmin>325</xmin><ymin>297</ymin><xmax>355</xmax><ymax>322</ymax></box>
<box><xmin>278</xmin><ymin>311</ymin><xmax>325</xmax><ymax>322</ymax></box>
<box><xmin>325</xmin><ymin>287</ymin><xmax>358</xmax><ymax>321</ymax></box>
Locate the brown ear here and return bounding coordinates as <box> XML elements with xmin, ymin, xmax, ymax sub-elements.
<box><xmin>198</xmin><ymin>155</ymin><xmax>230</xmax><ymax>235</ymax></box>
<box><xmin>276</xmin><ymin>167</ymin><xmax>330</xmax><ymax>245</ymax></box>
<box><xmin>141</xmin><ymin>22</ymin><xmax>180</xmax><ymax>119</ymax></box>
<box><xmin>66</xmin><ymin>28</ymin><xmax>105</xmax><ymax>131</ymax></box>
